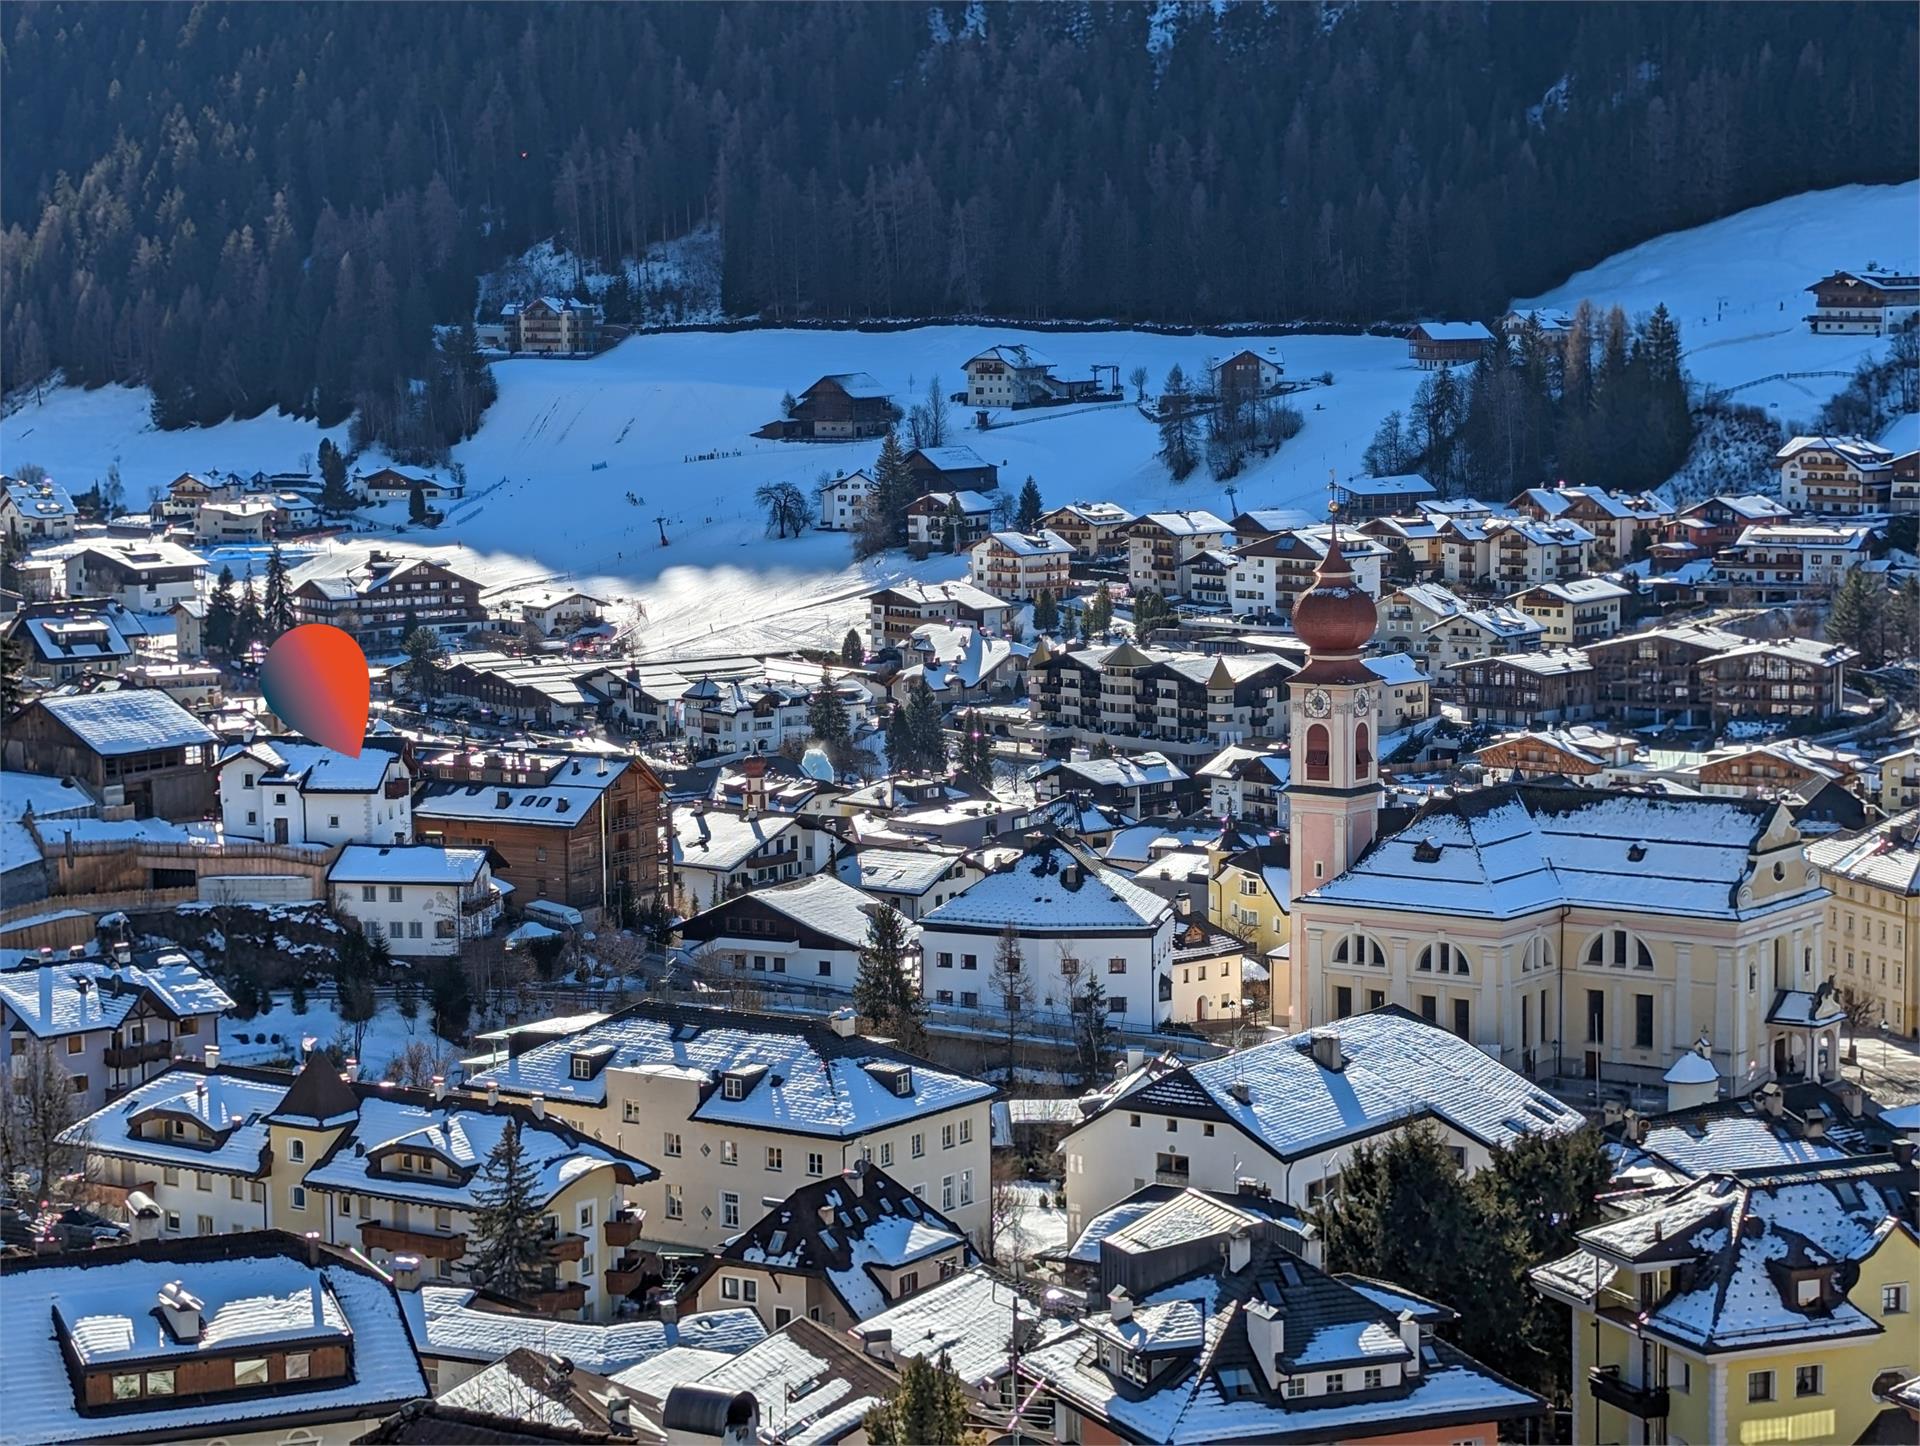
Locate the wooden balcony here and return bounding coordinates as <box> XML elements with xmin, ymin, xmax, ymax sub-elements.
<box><xmin>606</xmin><ymin>1258</ymin><xmax>647</xmax><ymax>1297</ymax></box>
<box><xmin>604</xmin><ymin>1214</ymin><xmax>645</xmax><ymax>1248</ymax></box>
<box><xmin>361</xmin><ymin>1220</ymin><xmax>467</xmax><ymax>1260</ymax></box>
<box><xmin>104</xmin><ymin>1039</ymin><xmax>174</xmax><ymax>1069</ymax></box>
<box><xmin>527</xmin><ymin>1281</ymin><xmax>588</xmax><ymax>1313</ymax></box>
<box><xmin>1589</xmin><ymin>1365</ymin><xmax>1669</xmax><ymax>1420</ymax></box>
<box><xmin>543</xmin><ymin>1230</ymin><xmax>588</xmax><ymax>1263</ymax></box>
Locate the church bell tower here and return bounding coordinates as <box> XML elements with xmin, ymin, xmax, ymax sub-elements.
<box><xmin>1284</xmin><ymin>510</ymin><xmax>1383</xmax><ymax>907</ymax></box>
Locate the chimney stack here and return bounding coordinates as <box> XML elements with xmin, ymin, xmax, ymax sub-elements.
<box><xmin>304</xmin><ymin>1230</ymin><xmax>321</xmax><ymax>1266</ymax></box>
<box><xmin>1309</xmin><ymin>1031</ymin><xmax>1345</xmax><ymax>1072</ymax></box>
<box><xmin>657</xmin><ymin>1298</ymin><xmax>679</xmax><ymax>1326</ymax></box>
<box><xmin>827</xmin><ymin>1008</ymin><xmax>857</xmax><ymax>1038</ymax></box>
<box><xmin>390</xmin><ymin>1254</ymin><xmax>422</xmax><ymax>1291</ymax></box>
<box><xmin>1227</xmin><ymin>1228</ymin><xmax>1251</xmax><ymax>1273</ymax></box>
<box><xmin>530</xmin><ymin>1093</ymin><xmax>546</xmax><ymax>1120</ymax></box>
<box><xmin>1174</xmin><ymin>891</ymin><xmax>1192</xmax><ymax>918</ymax></box>
<box><xmin>486</xmin><ymin>1081</ymin><xmax>500</xmax><ymax>1107</ymax></box>
<box><xmin>1399</xmin><ymin>1310</ymin><xmax>1422</xmax><ymax>1373</ymax></box>
<box><xmin>431</xmin><ymin>1075</ymin><xmax>448</xmax><ymax>1101</ymax></box>
<box><xmin>1107</xmin><ymin>1286</ymin><xmax>1133</xmax><ymax>1324</ymax></box>
<box><xmin>38</xmin><ymin>967</ymin><xmax>53</xmax><ymax>1023</ymax></box>
<box><xmin>157</xmin><ymin>1282</ymin><xmax>204</xmax><ymax>1341</ymax></box>
<box><xmin>203</xmin><ymin>1043</ymin><xmax>220</xmax><ymax>1071</ymax></box>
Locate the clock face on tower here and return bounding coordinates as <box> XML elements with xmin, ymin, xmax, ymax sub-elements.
<box><xmin>1303</xmin><ymin>688</ymin><xmax>1332</xmax><ymax>718</ymax></box>
<box><xmin>1352</xmin><ymin>686</ymin><xmax>1372</xmax><ymax>714</ymax></box>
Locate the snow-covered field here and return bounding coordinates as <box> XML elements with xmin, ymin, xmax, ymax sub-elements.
<box><xmin>4</xmin><ymin>180</ymin><xmax>1912</xmax><ymax>653</ymax></box>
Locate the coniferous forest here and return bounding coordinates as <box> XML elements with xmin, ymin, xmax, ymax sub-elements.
<box><xmin>2</xmin><ymin>2</ymin><xmax>1913</xmax><ymax>456</ymax></box>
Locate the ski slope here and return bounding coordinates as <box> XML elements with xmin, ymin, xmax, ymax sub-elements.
<box><xmin>4</xmin><ymin>179</ymin><xmax>1913</xmax><ymax>655</ymax></box>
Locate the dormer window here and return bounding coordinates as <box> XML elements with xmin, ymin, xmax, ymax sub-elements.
<box><xmin>723</xmin><ymin>1076</ymin><xmax>746</xmax><ymax>1100</ymax></box>
<box><xmin>893</xmin><ymin>1070</ymin><xmax>914</xmax><ymax>1097</ymax></box>
<box><xmin>572</xmin><ymin>1056</ymin><xmax>595</xmax><ymax>1080</ymax></box>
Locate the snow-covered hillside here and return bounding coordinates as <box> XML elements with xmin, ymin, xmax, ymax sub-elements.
<box><xmin>1515</xmin><ymin>180</ymin><xmax>1918</xmax><ymax>419</ymax></box>
<box><xmin>4</xmin><ymin>180</ymin><xmax>1912</xmax><ymax>654</ymax></box>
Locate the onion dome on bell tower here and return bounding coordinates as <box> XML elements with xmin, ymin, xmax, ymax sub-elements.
<box><xmin>1291</xmin><ymin>501</ymin><xmax>1377</xmax><ymax>684</ymax></box>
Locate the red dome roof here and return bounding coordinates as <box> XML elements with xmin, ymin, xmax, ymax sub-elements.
<box><xmin>1292</xmin><ymin>532</ymin><xmax>1377</xmax><ymax>655</ymax></box>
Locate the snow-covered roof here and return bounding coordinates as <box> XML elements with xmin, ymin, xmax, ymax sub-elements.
<box><xmin>1390</xmin><ymin>581</ymin><xmax>1466</xmax><ymax>617</ymax></box>
<box><xmin>1137</xmin><ymin>509</ymin><xmax>1231</xmax><ymax>536</ymax></box>
<box><xmin>0</xmin><ymin>770</ymin><xmax>94</xmax><ymax>874</ymax></box>
<box><xmin>1519</xmin><ymin>576</ymin><xmax>1631</xmax><ymax>604</ymax></box>
<box><xmin>911</xmin><ymin>445</ymin><xmax>993</xmax><ymax>471</ymax></box>
<box><xmin>303</xmin><ymin>1093</ymin><xmax>650</xmax><ymax>1210</ymax></box>
<box><xmin>1092</xmin><ymin>1007</ymin><xmax>1583</xmax><ymax>1161</ymax></box>
<box><xmin>1733</xmin><ymin>522</ymin><xmax>1874</xmax><ymax>549</ymax></box>
<box><xmin>977</xmin><ymin>527</ymin><xmax>1072</xmax><ymax>558</ymax></box>
<box><xmin>469</xmin><ymin>1002</ymin><xmax>994</xmax><ymax>1135</ymax></box>
<box><xmin>1362</xmin><ymin>653</ymin><xmax>1429</xmax><ymax>687</ymax></box>
<box><xmin>1336</xmin><ymin>473</ymin><xmax>1436</xmax><ymax>498</ymax></box>
<box><xmin>37</xmin><ymin>690</ymin><xmax>215</xmax><ymax>756</ymax></box>
<box><xmin>968</xmin><ymin>344</ymin><xmax>1054</xmax><ymax>371</ymax></box>
<box><xmin>416</xmin><ymin>761</ymin><xmax>630</xmax><ymax>829</ymax></box>
<box><xmin>1625</xmin><ymin>1107</ymin><xmax>1850</xmax><ymax>1180</ymax></box>
<box><xmin>1037</xmin><ymin>751</ymin><xmax>1188</xmax><ymax>790</ymax></box>
<box><xmin>1806</xmin><ymin>810</ymin><xmax>1920</xmax><ymax>895</ymax></box>
<box><xmin>64</xmin><ymin>1067</ymin><xmax>285</xmax><ymax>1176</ymax></box>
<box><xmin>921</xmin><ymin>842</ymin><xmax>1170</xmax><ymax>934</ymax></box>
<box><xmin>1449</xmin><ymin>645</ymin><xmax>1592</xmax><ymax>678</ymax></box>
<box><xmin>327</xmin><ymin>844</ymin><xmax>490</xmax><ymax>887</ymax></box>
<box><xmin>868</xmin><ymin>578</ymin><xmax>1009</xmax><ymax>612</ymax></box>
<box><xmin>1480</xmin><ymin>724</ymin><xmax>1634</xmax><ymax>769</ymax></box>
<box><xmin>1307</xmin><ymin>785</ymin><xmax>1809</xmax><ymax>922</ymax></box>
<box><xmin>835</xmin><ymin>844</ymin><xmax>967</xmax><ymax>897</ymax></box>
<box><xmin>1534</xmin><ymin>1161</ymin><xmax>1913</xmax><ymax>1353</ymax></box>
<box><xmin>4</xmin><ymin>1243</ymin><xmax>426</xmax><ymax>1445</ymax></box>
<box><xmin>1412</xmin><ymin>321</ymin><xmax>1495</xmax><ymax>343</ymax></box>
<box><xmin>1046</xmin><ymin>501</ymin><xmax>1136</xmax><ymax>526</ymax></box>
<box><xmin>672</xmin><ymin>807</ymin><xmax>801</xmax><ymax>872</ymax></box>
<box><xmin>1490</xmin><ymin>515</ymin><xmax>1596</xmax><ymax>548</ymax></box>
<box><xmin>814</xmin><ymin>371</ymin><xmax>889</xmax><ymax>399</ymax></box>
<box><xmin>853</xmin><ymin>1265</ymin><xmax>1065</xmax><ymax>1387</ymax></box>
<box><xmin>407</xmin><ymin>1287</ymin><xmax>764</xmax><ymax>1371</ymax></box>
<box><xmin>697</xmin><ymin>873</ymin><xmax>895</xmax><ymax>949</ymax></box>
<box><xmin>724</xmin><ymin>1167</ymin><xmax>975</xmax><ymax>1321</ymax></box>
<box><xmin>14</xmin><ymin>610</ymin><xmax>136</xmax><ymax>664</ymax></box>
<box><xmin>0</xmin><ymin>955</ymin><xmax>233</xmax><ymax>1038</ymax></box>
<box><xmin>911</xmin><ymin>488</ymin><xmax>996</xmax><ymax>515</ymax></box>
<box><xmin>650</xmin><ymin>1319</ymin><xmax>895</xmax><ymax>1446</ymax></box>
<box><xmin>1775</xmin><ymin>434</ymin><xmax>1896</xmax><ymax>469</ymax></box>
<box><xmin>1436</xmin><ymin>604</ymin><xmax>1544</xmax><ymax>641</ymax></box>
<box><xmin>4</xmin><ymin>477</ymin><xmax>78</xmax><ymax>518</ymax></box>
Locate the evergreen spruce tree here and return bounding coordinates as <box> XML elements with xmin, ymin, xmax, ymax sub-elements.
<box><xmin>1086</xmin><ymin>582</ymin><xmax>1114</xmax><ymax>638</ymax></box>
<box><xmin>205</xmin><ymin>566</ymin><xmax>238</xmax><ymax>655</ymax></box>
<box><xmin>232</xmin><ymin>577</ymin><xmax>264</xmax><ymax>659</ymax></box>
<box><xmin>1068</xmin><ymin>963</ymin><xmax>1113</xmax><ymax>1088</ymax></box>
<box><xmin>1015</xmin><ymin>476</ymin><xmax>1043</xmax><ymax>531</ymax></box>
<box><xmin>863</xmin><ymin>1352</ymin><xmax>971</xmax><ymax>1446</ymax></box>
<box><xmin>0</xmin><ymin>627</ymin><xmax>25</xmax><ymax>720</ymax></box>
<box><xmin>860</xmin><ymin>428</ymin><xmax>916</xmax><ymax>556</ymax></box>
<box><xmin>841</xmin><ymin>628</ymin><xmax>864</xmax><ymax>666</ymax></box>
<box><xmin>955</xmin><ymin>710</ymin><xmax>993</xmax><ymax>786</ymax></box>
<box><xmin>1032</xmin><ymin>589</ymin><xmax>1058</xmax><ymax>634</ymax></box>
<box><xmin>807</xmin><ymin>667</ymin><xmax>850</xmax><ymax>747</ymax></box>
<box><xmin>988</xmin><ymin>924</ymin><xmax>1033</xmax><ymax>1085</ymax></box>
<box><xmin>404</xmin><ymin>625</ymin><xmax>448</xmax><ymax>697</ymax></box>
<box><xmin>884</xmin><ymin>703</ymin><xmax>914</xmax><ymax>774</ymax></box>
<box><xmin>318</xmin><ymin>439</ymin><xmax>355</xmax><ymax>513</ymax></box>
<box><xmin>262</xmin><ymin>544</ymin><xmax>294</xmax><ymax>639</ymax></box>
<box><xmin>468</xmin><ymin>1121</ymin><xmax>551</xmax><ymax>1300</ymax></box>
<box><xmin>1828</xmin><ymin>568</ymin><xmax>1889</xmax><ymax>667</ymax></box>
<box><xmin>1157</xmin><ymin>365</ymin><xmax>1198</xmax><ymax>480</ymax></box>
<box><xmin>905</xmin><ymin>681</ymin><xmax>946</xmax><ymax>773</ymax></box>
<box><xmin>1890</xmin><ymin>574</ymin><xmax>1920</xmax><ymax>661</ymax></box>
<box><xmin>429</xmin><ymin>958</ymin><xmax>472</xmax><ymax>1041</ymax></box>
<box><xmin>853</xmin><ymin>905</ymin><xmax>923</xmax><ymax>1048</ymax></box>
<box><xmin>408</xmin><ymin>484</ymin><xmax>429</xmax><ymax>525</ymax></box>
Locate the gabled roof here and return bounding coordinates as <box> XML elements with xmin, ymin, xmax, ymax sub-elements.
<box><xmin>1410</xmin><ymin>321</ymin><xmax>1494</xmax><ymax>343</ymax></box>
<box><xmin>681</xmin><ymin>873</ymin><xmax>900</xmax><ymax>950</ymax></box>
<box><xmin>1085</xmin><ymin>1007</ymin><xmax>1583</xmax><ymax>1161</ymax></box>
<box><xmin>808</xmin><ymin>371</ymin><xmax>889</xmax><ymax>399</ymax></box>
<box><xmin>1337</xmin><ymin>473</ymin><xmax>1436</xmax><ymax>498</ymax></box>
<box><xmin>270</xmin><ymin>1052</ymin><xmax>362</xmax><ymax>1126</ymax></box>
<box><xmin>713</xmin><ymin>1165</ymin><xmax>977</xmax><ymax>1321</ymax></box>
<box><xmin>37</xmin><ymin>690</ymin><xmax>215</xmax><ymax>756</ymax></box>
<box><xmin>0</xmin><ymin>955</ymin><xmax>232</xmax><ymax>1038</ymax></box>
<box><xmin>403</xmin><ymin>1285</ymin><xmax>763</xmax><ymax>1371</ymax></box>
<box><xmin>328</xmin><ymin>844</ymin><xmax>489</xmax><ymax>887</ymax></box>
<box><xmin>920</xmin><ymin>840</ymin><xmax>1170</xmax><ymax>934</ymax></box>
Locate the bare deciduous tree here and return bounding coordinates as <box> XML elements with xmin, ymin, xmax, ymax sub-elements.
<box><xmin>1</xmin><ymin>1039</ymin><xmax>83</xmax><ymax>1199</ymax></box>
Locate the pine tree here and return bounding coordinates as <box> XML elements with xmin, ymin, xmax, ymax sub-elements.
<box><xmin>0</xmin><ymin>627</ymin><xmax>26</xmax><ymax>720</ymax></box>
<box><xmin>205</xmin><ymin>566</ymin><xmax>238</xmax><ymax>655</ymax></box>
<box><xmin>884</xmin><ymin>703</ymin><xmax>914</xmax><ymax>774</ymax></box>
<box><xmin>1086</xmin><ymin>582</ymin><xmax>1114</xmax><ymax>638</ymax></box>
<box><xmin>318</xmin><ymin>439</ymin><xmax>355</xmax><ymax>513</ymax></box>
<box><xmin>864</xmin><ymin>1353</ymin><xmax>971</xmax><ymax>1446</ymax></box>
<box><xmin>429</xmin><ymin>958</ymin><xmax>472</xmax><ymax>1041</ymax></box>
<box><xmin>807</xmin><ymin>667</ymin><xmax>850</xmax><ymax>746</ymax></box>
<box><xmin>232</xmin><ymin>577</ymin><xmax>264</xmax><ymax>659</ymax></box>
<box><xmin>1157</xmin><ymin>364</ymin><xmax>1198</xmax><ymax>480</ymax></box>
<box><xmin>860</xmin><ymin>428</ymin><xmax>916</xmax><ymax>556</ymax></box>
<box><xmin>408</xmin><ymin>484</ymin><xmax>429</xmax><ymax>525</ymax></box>
<box><xmin>1032</xmin><ymin>589</ymin><xmax>1059</xmax><ymax>634</ymax></box>
<box><xmin>469</xmin><ymin>1121</ymin><xmax>551</xmax><ymax>1300</ymax></box>
<box><xmin>841</xmin><ymin>628</ymin><xmax>864</xmax><ymax>666</ymax></box>
<box><xmin>988</xmin><ymin>924</ymin><xmax>1032</xmax><ymax>1085</ymax></box>
<box><xmin>955</xmin><ymin>710</ymin><xmax>993</xmax><ymax>786</ymax></box>
<box><xmin>1069</xmin><ymin>963</ymin><xmax>1113</xmax><ymax>1088</ymax></box>
<box><xmin>405</xmin><ymin>625</ymin><xmax>448</xmax><ymax>697</ymax></box>
<box><xmin>262</xmin><ymin>544</ymin><xmax>295</xmax><ymax>639</ymax></box>
<box><xmin>905</xmin><ymin>681</ymin><xmax>946</xmax><ymax>773</ymax></box>
<box><xmin>854</xmin><ymin>905</ymin><xmax>923</xmax><ymax>1047</ymax></box>
<box><xmin>1890</xmin><ymin>574</ymin><xmax>1920</xmax><ymax>661</ymax></box>
<box><xmin>1827</xmin><ymin>568</ymin><xmax>1889</xmax><ymax>668</ymax></box>
<box><xmin>1016</xmin><ymin>476</ymin><xmax>1043</xmax><ymax>531</ymax></box>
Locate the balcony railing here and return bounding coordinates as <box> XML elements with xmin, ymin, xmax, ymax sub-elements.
<box><xmin>104</xmin><ymin>1039</ymin><xmax>174</xmax><ymax>1069</ymax></box>
<box><xmin>1588</xmin><ymin>1365</ymin><xmax>1670</xmax><ymax>1420</ymax></box>
<box><xmin>361</xmin><ymin>1220</ymin><xmax>467</xmax><ymax>1260</ymax></box>
<box><xmin>542</xmin><ymin>1229</ymin><xmax>588</xmax><ymax>1263</ymax></box>
<box><xmin>605</xmin><ymin>1214</ymin><xmax>645</xmax><ymax>1248</ymax></box>
<box><xmin>606</xmin><ymin>1258</ymin><xmax>647</xmax><ymax>1296</ymax></box>
<box><xmin>527</xmin><ymin>1281</ymin><xmax>589</xmax><ymax>1312</ymax></box>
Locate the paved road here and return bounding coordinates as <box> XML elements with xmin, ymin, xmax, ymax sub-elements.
<box><xmin>1841</xmin><ymin>1032</ymin><xmax>1920</xmax><ymax>1107</ymax></box>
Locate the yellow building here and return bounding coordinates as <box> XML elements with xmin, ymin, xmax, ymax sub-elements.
<box><xmin>1806</xmin><ymin>812</ymin><xmax>1920</xmax><ymax>1039</ymax></box>
<box><xmin>1879</xmin><ymin>746</ymin><xmax>1920</xmax><ymax>814</ymax></box>
<box><xmin>1284</xmin><ymin>530</ymin><xmax>1838</xmax><ymax>1097</ymax></box>
<box><xmin>1532</xmin><ymin>1157</ymin><xmax>1919</xmax><ymax>1446</ymax></box>
<box><xmin>1208</xmin><ymin>841</ymin><xmax>1289</xmax><ymax>1023</ymax></box>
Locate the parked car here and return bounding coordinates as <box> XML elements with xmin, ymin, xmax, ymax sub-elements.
<box><xmin>40</xmin><ymin>1205</ymin><xmax>129</xmax><ymax>1248</ymax></box>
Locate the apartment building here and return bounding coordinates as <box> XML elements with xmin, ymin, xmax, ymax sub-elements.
<box><xmin>1806</xmin><ymin>813</ymin><xmax>1920</xmax><ymax>1037</ymax></box>
<box><xmin>967</xmin><ymin>529</ymin><xmax>1072</xmax><ymax>601</ymax></box>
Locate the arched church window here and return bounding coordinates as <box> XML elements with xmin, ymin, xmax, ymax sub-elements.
<box><xmin>1331</xmin><ymin>933</ymin><xmax>1386</xmax><ymax>968</ymax></box>
<box><xmin>1585</xmin><ymin>929</ymin><xmax>1653</xmax><ymax>970</ymax></box>
<box><xmin>1305</xmin><ymin>724</ymin><xmax>1330</xmax><ymax>782</ymax></box>
<box><xmin>1354</xmin><ymin>722</ymin><xmax>1372</xmax><ymax>775</ymax></box>
<box><xmin>1415</xmin><ymin>941</ymin><xmax>1471</xmax><ymax>976</ymax></box>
